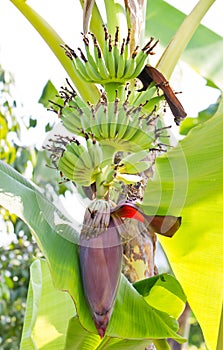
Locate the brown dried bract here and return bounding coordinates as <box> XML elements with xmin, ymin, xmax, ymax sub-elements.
<box><xmin>137</xmin><ymin>65</ymin><xmax>187</xmax><ymax>125</ymax></box>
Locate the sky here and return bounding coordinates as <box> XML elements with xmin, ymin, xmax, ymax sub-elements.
<box><xmin>0</xmin><ymin>0</ymin><xmax>222</xmax><ymax>244</ymax></box>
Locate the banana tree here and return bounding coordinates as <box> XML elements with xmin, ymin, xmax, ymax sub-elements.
<box><xmin>1</xmin><ymin>0</ymin><xmax>223</xmax><ymax>349</ymax></box>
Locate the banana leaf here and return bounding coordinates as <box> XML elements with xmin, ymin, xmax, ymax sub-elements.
<box><xmin>21</xmin><ymin>259</ymin><xmax>185</xmax><ymax>349</ymax></box>
<box><xmin>142</xmin><ymin>95</ymin><xmax>223</xmax><ymax>349</ymax></box>
<box><xmin>20</xmin><ymin>259</ymin><xmax>75</xmax><ymax>350</ymax></box>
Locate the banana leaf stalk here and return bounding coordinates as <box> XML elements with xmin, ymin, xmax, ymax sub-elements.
<box><xmin>79</xmin><ymin>199</ymin><xmax>181</xmax><ymax>337</ymax></box>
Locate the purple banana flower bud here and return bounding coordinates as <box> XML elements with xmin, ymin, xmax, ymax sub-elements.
<box><xmin>79</xmin><ymin>199</ymin><xmax>181</xmax><ymax>337</ymax></box>
<box><xmin>79</xmin><ymin>217</ymin><xmax>122</xmax><ymax>338</ymax></box>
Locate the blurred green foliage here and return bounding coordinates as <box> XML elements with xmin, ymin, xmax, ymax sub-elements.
<box><xmin>0</xmin><ymin>64</ymin><xmax>70</xmax><ymax>349</ymax></box>
<box><xmin>189</xmin><ymin>312</ymin><xmax>205</xmax><ymax>348</ymax></box>
<box><xmin>0</xmin><ymin>64</ymin><xmax>42</xmax><ymax>350</ymax></box>
<box><xmin>0</xmin><ymin>229</ymin><xmax>40</xmax><ymax>349</ymax></box>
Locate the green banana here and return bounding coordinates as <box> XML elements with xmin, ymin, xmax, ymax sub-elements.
<box><xmin>85</xmin><ymin>61</ymin><xmax>101</xmax><ymax>81</ymax></box>
<box><xmin>93</xmin><ymin>103</ymin><xmax>104</xmax><ymax>140</ymax></box>
<box><xmin>99</xmin><ymin>103</ymin><xmax>109</xmax><ymax>139</ymax></box>
<box><xmin>102</xmin><ymin>25</ymin><xmax>109</xmax><ymax>63</ymax></box>
<box><xmin>113</xmin><ymin>44</ymin><xmax>120</xmax><ymax>76</ymax></box>
<box><xmin>77</xmin><ymin>146</ymin><xmax>93</xmax><ymax>169</ymax></box>
<box><xmin>86</xmin><ymin>138</ymin><xmax>97</xmax><ymax>168</ymax></box>
<box><xmin>62</xmin><ymin>150</ymin><xmax>86</xmax><ymax>170</ymax></box>
<box><xmin>90</xmin><ymin>114</ymin><xmax>102</xmax><ymax>140</ymax></box>
<box><xmin>122</xmin><ymin>122</ymin><xmax>139</xmax><ymax>142</ymax></box>
<box><xmin>73</xmin><ymin>94</ymin><xmax>89</xmax><ymax>110</ymax></box>
<box><xmin>124</xmin><ymin>28</ymin><xmax>131</xmax><ymax>61</ymax></box>
<box><xmin>117</xmin><ymin>149</ymin><xmax>152</xmax><ymax>174</ymax></box>
<box><xmin>70</xmin><ymin>60</ymin><xmax>90</xmax><ymax>82</ymax></box>
<box><xmin>87</xmin><ymin>138</ymin><xmax>103</xmax><ymax>168</ymax></box>
<box><xmin>98</xmin><ymin>55</ymin><xmax>110</xmax><ymax>80</ymax></box>
<box><xmin>73</xmin><ymin>55</ymin><xmax>90</xmax><ymax>81</ymax></box>
<box><xmin>130</xmin><ymin>53</ymin><xmax>148</xmax><ymax>79</ymax></box>
<box><xmin>129</xmin><ymin>129</ymin><xmax>153</xmax><ymax>150</ymax></box>
<box><xmin>83</xmin><ymin>35</ymin><xmax>98</xmax><ymax>72</ymax></box>
<box><xmin>117</xmin><ymin>52</ymin><xmax>125</xmax><ymax>79</ymax></box>
<box><xmin>66</xmin><ymin>142</ymin><xmax>91</xmax><ymax>169</ymax></box>
<box><xmin>61</xmin><ymin>30</ymin><xmax>160</xmax><ymax>88</ymax></box>
<box><xmin>115</xmin><ymin>173</ymin><xmax>142</xmax><ymax>185</ymax></box>
<box><xmin>112</xmin><ymin>27</ymin><xmax>120</xmax><ymax>73</ymax></box>
<box><xmin>115</xmin><ymin>107</ymin><xmax>130</xmax><ymax>139</ymax></box>
<box><xmin>58</xmin><ymin>156</ymin><xmax>75</xmax><ymax>173</ymax></box>
<box><xmin>108</xmin><ymin>100</ymin><xmax>119</xmax><ymax>139</ymax></box>
<box><xmin>132</xmin><ymin>86</ymin><xmax>157</xmax><ymax>106</ymax></box>
<box><xmin>59</xmin><ymin>158</ymin><xmax>91</xmax><ymax>185</ymax></box>
<box><xmin>90</xmin><ymin>33</ymin><xmax>100</xmax><ymax>66</ymax></box>
<box><xmin>61</xmin><ymin>116</ymin><xmax>81</xmax><ymax>134</ymax></box>
<box><xmin>122</xmin><ymin>109</ymin><xmax>141</xmax><ymax>141</ymax></box>
<box><xmin>62</xmin><ymin>107</ymin><xmax>81</xmax><ymax>123</ymax></box>
<box><xmin>89</xmin><ymin>104</ymin><xmax>100</xmax><ymax>139</ymax></box>
<box><xmin>124</xmin><ymin>57</ymin><xmax>136</xmax><ymax>79</ymax></box>
<box><xmin>107</xmin><ymin>36</ymin><xmax>116</xmax><ymax>77</ymax></box>
<box><xmin>58</xmin><ymin>160</ymin><xmax>74</xmax><ymax>180</ymax></box>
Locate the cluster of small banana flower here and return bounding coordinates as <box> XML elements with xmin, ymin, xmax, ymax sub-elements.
<box><xmin>79</xmin><ymin>199</ymin><xmax>181</xmax><ymax>337</ymax></box>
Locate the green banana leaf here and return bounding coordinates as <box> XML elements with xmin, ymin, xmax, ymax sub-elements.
<box><xmin>146</xmin><ymin>0</ymin><xmax>223</xmax><ymax>87</ymax></box>
<box><xmin>0</xmin><ymin>161</ymin><xmax>185</xmax><ymax>345</ymax></box>
<box><xmin>142</xmin><ymin>95</ymin><xmax>223</xmax><ymax>349</ymax></box>
<box><xmin>20</xmin><ymin>259</ymin><xmax>75</xmax><ymax>350</ymax></box>
<box><xmin>21</xmin><ymin>259</ymin><xmax>185</xmax><ymax>349</ymax></box>
<box><xmin>134</xmin><ymin>274</ymin><xmax>186</xmax><ymax>319</ymax></box>
<box><xmin>20</xmin><ymin>259</ymin><xmax>185</xmax><ymax>349</ymax></box>
<box><xmin>65</xmin><ymin>316</ymin><xmax>153</xmax><ymax>350</ymax></box>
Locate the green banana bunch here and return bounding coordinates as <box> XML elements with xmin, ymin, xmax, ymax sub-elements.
<box><xmin>58</xmin><ymin>139</ymin><xmax>103</xmax><ymax>186</ymax></box>
<box><xmin>61</xmin><ymin>106</ymin><xmax>90</xmax><ymax>134</ymax></box>
<box><xmin>62</xmin><ymin>28</ymin><xmax>158</xmax><ymax>85</ymax></box>
<box><xmin>58</xmin><ymin>87</ymin><xmax>155</xmax><ymax>153</ymax></box>
<box><xmin>117</xmin><ymin>150</ymin><xmax>152</xmax><ymax>175</ymax></box>
<box><xmin>50</xmin><ymin>80</ymin><xmax>91</xmax><ymax>136</ymax></box>
<box><xmin>88</xmin><ymin>98</ymin><xmax>154</xmax><ymax>152</ymax></box>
